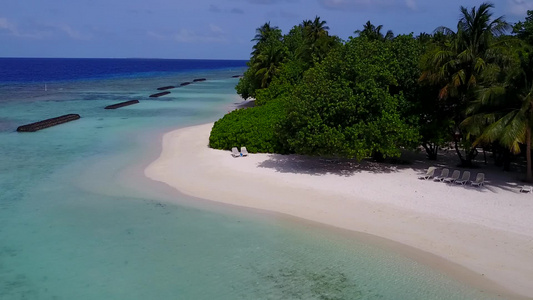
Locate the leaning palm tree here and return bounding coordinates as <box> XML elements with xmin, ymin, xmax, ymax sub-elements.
<box><xmin>420</xmin><ymin>2</ymin><xmax>510</xmax><ymax>166</ymax></box>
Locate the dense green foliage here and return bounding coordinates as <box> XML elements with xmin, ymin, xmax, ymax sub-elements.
<box><xmin>513</xmin><ymin>10</ymin><xmax>533</xmax><ymax>45</ymax></box>
<box><xmin>235</xmin><ymin>17</ymin><xmax>340</xmax><ymax>100</ymax></box>
<box><xmin>211</xmin><ymin>3</ymin><xmax>533</xmax><ymax>180</ymax></box>
<box><xmin>279</xmin><ymin>38</ymin><xmax>419</xmax><ymax>159</ymax></box>
<box><xmin>209</xmin><ymin>99</ymin><xmax>285</xmax><ymax>153</ymax></box>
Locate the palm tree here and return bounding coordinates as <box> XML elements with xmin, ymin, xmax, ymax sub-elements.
<box><xmin>463</xmin><ymin>50</ymin><xmax>533</xmax><ymax>180</ymax></box>
<box><xmin>252</xmin><ymin>22</ymin><xmax>280</xmax><ymax>44</ymax></box>
<box><xmin>456</xmin><ymin>4</ymin><xmax>508</xmax><ymax>54</ymax></box>
<box><xmin>306</xmin><ymin>16</ymin><xmax>329</xmax><ymax>41</ymax></box>
<box><xmin>355</xmin><ymin>21</ymin><xmax>394</xmax><ymax>41</ymax></box>
<box><xmin>427</xmin><ymin>3</ymin><xmax>509</xmax><ymax>99</ymax></box>
<box><xmin>420</xmin><ymin>2</ymin><xmax>509</xmax><ymax>166</ymax></box>
<box><xmin>251</xmin><ymin>22</ymin><xmax>282</xmax><ymax>57</ymax></box>
<box><xmin>252</xmin><ymin>42</ymin><xmax>286</xmax><ymax>88</ymax></box>
<box><xmin>298</xmin><ymin>17</ymin><xmax>334</xmax><ymax>64</ymax></box>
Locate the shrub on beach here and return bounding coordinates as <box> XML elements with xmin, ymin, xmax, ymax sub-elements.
<box><xmin>209</xmin><ymin>99</ymin><xmax>286</xmax><ymax>153</ymax></box>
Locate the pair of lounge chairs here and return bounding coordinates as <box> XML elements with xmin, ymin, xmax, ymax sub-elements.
<box><xmin>231</xmin><ymin>147</ymin><xmax>248</xmax><ymax>158</ymax></box>
<box><xmin>420</xmin><ymin>167</ymin><xmax>485</xmax><ymax>186</ymax></box>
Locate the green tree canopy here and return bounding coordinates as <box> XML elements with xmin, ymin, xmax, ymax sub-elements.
<box><xmin>279</xmin><ymin>38</ymin><xmax>419</xmax><ymax>159</ymax></box>
<box><xmin>513</xmin><ymin>10</ymin><xmax>533</xmax><ymax>45</ymax></box>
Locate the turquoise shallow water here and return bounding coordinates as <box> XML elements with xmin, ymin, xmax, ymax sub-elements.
<box><xmin>0</xmin><ymin>67</ymin><xmax>503</xmax><ymax>299</ymax></box>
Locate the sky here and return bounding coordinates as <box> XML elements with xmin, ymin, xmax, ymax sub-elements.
<box><xmin>0</xmin><ymin>0</ymin><xmax>531</xmax><ymax>60</ymax></box>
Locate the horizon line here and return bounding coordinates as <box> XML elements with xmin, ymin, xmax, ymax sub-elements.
<box><xmin>0</xmin><ymin>56</ymin><xmax>250</xmax><ymax>61</ymax></box>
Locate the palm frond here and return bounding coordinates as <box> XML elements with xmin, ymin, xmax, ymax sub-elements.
<box><xmin>434</xmin><ymin>26</ymin><xmax>455</xmax><ymax>36</ymax></box>
<box><xmin>452</xmin><ymin>70</ymin><xmax>466</xmax><ymax>87</ymax></box>
<box><xmin>499</xmin><ymin>113</ymin><xmax>528</xmax><ymax>153</ymax></box>
<box><xmin>439</xmin><ymin>85</ymin><xmax>449</xmax><ymax>99</ymax></box>
<box><xmin>473</xmin><ymin>57</ymin><xmax>486</xmax><ymax>73</ymax></box>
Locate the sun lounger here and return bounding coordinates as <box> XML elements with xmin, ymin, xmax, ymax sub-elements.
<box><xmin>241</xmin><ymin>147</ymin><xmax>248</xmax><ymax>157</ymax></box>
<box><xmin>231</xmin><ymin>147</ymin><xmax>240</xmax><ymax>158</ymax></box>
<box><xmin>419</xmin><ymin>167</ymin><xmax>436</xmax><ymax>180</ymax></box>
<box><xmin>443</xmin><ymin>170</ymin><xmax>460</xmax><ymax>183</ymax></box>
<box><xmin>520</xmin><ymin>185</ymin><xmax>532</xmax><ymax>193</ymax></box>
<box><xmin>455</xmin><ymin>171</ymin><xmax>470</xmax><ymax>185</ymax></box>
<box><xmin>471</xmin><ymin>173</ymin><xmax>485</xmax><ymax>187</ymax></box>
<box><xmin>433</xmin><ymin>168</ymin><xmax>449</xmax><ymax>181</ymax></box>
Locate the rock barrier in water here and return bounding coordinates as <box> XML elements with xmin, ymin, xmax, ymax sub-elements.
<box><xmin>193</xmin><ymin>78</ymin><xmax>206</xmax><ymax>82</ymax></box>
<box><xmin>149</xmin><ymin>91</ymin><xmax>171</xmax><ymax>98</ymax></box>
<box><xmin>157</xmin><ymin>86</ymin><xmax>175</xmax><ymax>91</ymax></box>
<box><xmin>105</xmin><ymin>100</ymin><xmax>139</xmax><ymax>109</ymax></box>
<box><xmin>17</xmin><ymin>114</ymin><xmax>81</xmax><ymax>132</ymax></box>
<box><xmin>232</xmin><ymin>75</ymin><xmax>242</xmax><ymax>78</ymax></box>
<box><xmin>179</xmin><ymin>82</ymin><xmax>191</xmax><ymax>86</ymax></box>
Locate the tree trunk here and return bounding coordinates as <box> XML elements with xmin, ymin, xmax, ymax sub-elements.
<box><xmin>454</xmin><ymin>139</ymin><xmax>465</xmax><ymax>163</ymax></box>
<box><xmin>422</xmin><ymin>142</ymin><xmax>438</xmax><ymax>160</ymax></box>
<box><xmin>527</xmin><ymin>127</ymin><xmax>532</xmax><ymax>182</ymax></box>
<box><xmin>454</xmin><ymin>136</ymin><xmax>476</xmax><ymax>167</ymax></box>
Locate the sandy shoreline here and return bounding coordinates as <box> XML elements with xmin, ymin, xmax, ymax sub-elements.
<box><xmin>145</xmin><ymin>123</ymin><xmax>533</xmax><ymax>298</ymax></box>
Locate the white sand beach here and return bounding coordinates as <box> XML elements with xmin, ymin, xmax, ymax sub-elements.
<box><xmin>145</xmin><ymin>123</ymin><xmax>533</xmax><ymax>299</ymax></box>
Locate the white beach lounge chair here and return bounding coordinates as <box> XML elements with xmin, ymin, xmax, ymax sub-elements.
<box><xmin>433</xmin><ymin>168</ymin><xmax>449</xmax><ymax>181</ymax></box>
<box><xmin>520</xmin><ymin>185</ymin><xmax>532</xmax><ymax>193</ymax></box>
<box><xmin>455</xmin><ymin>171</ymin><xmax>471</xmax><ymax>185</ymax></box>
<box><xmin>471</xmin><ymin>173</ymin><xmax>485</xmax><ymax>187</ymax></box>
<box><xmin>419</xmin><ymin>167</ymin><xmax>436</xmax><ymax>180</ymax></box>
<box><xmin>231</xmin><ymin>147</ymin><xmax>240</xmax><ymax>158</ymax></box>
<box><xmin>443</xmin><ymin>170</ymin><xmax>460</xmax><ymax>183</ymax></box>
<box><xmin>241</xmin><ymin>146</ymin><xmax>248</xmax><ymax>157</ymax></box>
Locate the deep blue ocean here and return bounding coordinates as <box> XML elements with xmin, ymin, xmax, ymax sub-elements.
<box><xmin>0</xmin><ymin>58</ymin><xmax>247</xmax><ymax>82</ymax></box>
<box><xmin>0</xmin><ymin>58</ymin><xmax>502</xmax><ymax>299</ymax></box>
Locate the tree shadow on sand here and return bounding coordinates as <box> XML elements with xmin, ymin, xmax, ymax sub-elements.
<box><xmin>257</xmin><ymin>153</ymin><xmax>414</xmax><ymax>177</ymax></box>
<box><xmin>257</xmin><ymin>150</ymin><xmax>530</xmax><ymax>194</ymax></box>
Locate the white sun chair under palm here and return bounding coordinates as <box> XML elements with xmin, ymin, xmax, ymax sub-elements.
<box><xmin>419</xmin><ymin>167</ymin><xmax>436</xmax><ymax>180</ymax></box>
<box><xmin>471</xmin><ymin>173</ymin><xmax>485</xmax><ymax>187</ymax></box>
<box><xmin>231</xmin><ymin>147</ymin><xmax>240</xmax><ymax>157</ymax></box>
<box><xmin>520</xmin><ymin>185</ymin><xmax>532</xmax><ymax>193</ymax></box>
<box><xmin>433</xmin><ymin>168</ymin><xmax>449</xmax><ymax>181</ymax></box>
<box><xmin>443</xmin><ymin>170</ymin><xmax>460</xmax><ymax>183</ymax></box>
<box><xmin>241</xmin><ymin>146</ymin><xmax>248</xmax><ymax>157</ymax></box>
<box><xmin>455</xmin><ymin>171</ymin><xmax>471</xmax><ymax>185</ymax></box>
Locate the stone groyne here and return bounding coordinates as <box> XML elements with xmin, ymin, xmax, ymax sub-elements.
<box><xmin>105</xmin><ymin>100</ymin><xmax>139</xmax><ymax>109</ymax></box>
<box><xmin>157</xmin><ymin>86</ymin><xmax>175</xmax><ymax>91</ymax></box>
<box><xmin>17</xmin><ymin>114</ymin><xmax>81</xmax><ymax>132</ymax></box>
<box><xmin>149</xmin><ymin>91</ymin><xmax>171</xmax><ymax>98</ymax></box>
